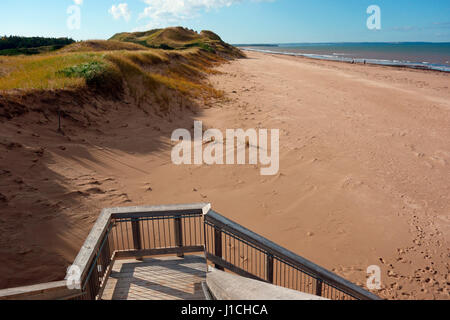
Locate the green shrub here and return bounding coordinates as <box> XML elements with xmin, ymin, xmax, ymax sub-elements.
<box><xmin>184</xmin><ymin>42</ymin><xmax>215</xmax><ymax>53</ymax></box>
<box><xmin>58</xmin><ymin>61</ymin><xmax>107</xmax><ymax>81</ymax></box>
<box><xmin>57</xmin><ymin>60</ymin><xmax>123</xmax><ymax>96</ymax></box>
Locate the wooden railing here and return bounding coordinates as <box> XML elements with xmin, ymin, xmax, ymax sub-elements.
<box><xmin>0</xmin><ymin>203</ymin><xmax>380</xmax><ymax>300</ymax></box>
<box><xmin>0</xmin><ymin>281</ymin><xmax>82</xmax><ymax>300</ymax></box>
<box><xmin>74</xmin><ymin>203</ymin><xmax>208</xmax><ymax>300</ymax></box>
<box><xmin>204</xmin><ymin>210</ymin><xmax>381</xmax><ymax>300</ymax></box>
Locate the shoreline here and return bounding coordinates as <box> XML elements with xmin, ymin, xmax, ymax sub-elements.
<box><xmin>240</xmin><ymin>47</ymin><xmax>450</xmax><ymax>73</ymax></box>
<box><xmin>208</xmin><ymin>51</ymin><xmax>450</xmax><ymax>299</ymax></box>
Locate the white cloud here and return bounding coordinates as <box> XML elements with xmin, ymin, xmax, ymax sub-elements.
<box><xmin>137</xmin><ymin>0</ymin><xmax>272</xmax><ymax>30</ymax></box>
<box><xmin>73</xmin><ymin>0</ymin><xmax>83</xmax><ymax>5</ymax></box>
<box><xmin>109</xmin><ymin>3</ymin><xmax>131</xmax><ymax>22</ymax></box>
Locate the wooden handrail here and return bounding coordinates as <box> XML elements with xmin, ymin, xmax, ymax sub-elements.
<box><xmin>0</xmin><ymin>281</ymin><xmax>82</xmax><ymax>300</ymax></box>
<box><xmin>109</xmin><ymin>203</ymin><xmax>210</xmax><ymax>219</ymax></box>
<box><xmin>72</xmin><ymin>209</ymin><xmax>112</xmax><ymax>283</ymax></box>
<box><xmin>0</xmin><ymin>203</ymin><xmax>380</xmax><ymax>300</ymax></box>
<box><xmin>204</xmin><ymin>209</ymin><xmax>381</xmax><ymax>300</ymax></box>
<box><xmin>73</xmin><ymin>203</ymin><xmax>210</xmax><ymax>284</ymax></box>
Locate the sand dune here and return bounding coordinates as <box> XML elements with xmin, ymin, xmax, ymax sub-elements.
<box><xmin>0</xmin><ymin>51</ymin><xmax>449</xmax><ymax>299</ymax></box>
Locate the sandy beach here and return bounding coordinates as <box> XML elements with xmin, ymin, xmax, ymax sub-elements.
<box><xmin>1</xmin><ymin>50</ymin><xmax>449</xmax><ymax>299</ymax></box>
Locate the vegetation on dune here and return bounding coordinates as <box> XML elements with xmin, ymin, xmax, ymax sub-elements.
<box><xmin>58</xmin><ymin>61</ymin><xmax>107</xmax><ymax>81</ymax></box>
<box><xmin>0</xmin><ymin>27</ymin><xmax>242</xmax><ymax>112</ymax></box>
<box><xmin>110</xmin><ymin>27</ymin><xmax>201</xmax><ymax>49</ymax></box>
<box><xmin>60</xmin><ymin>40</ymin><xmax>149</xmax><ymax>53</ymax></box>
<box><xmin>0</xmin><ymin>49</ymin><xmax>219</xmax><ymax>92</ymax></box>
<box><xmin>0</xmin><ymin>53</ymin><xmax>107</xmax><ymax>90</ymax></box>
<box><xmin>109</xmin><ymin>26</ymin><xmax>243</xmax><ymax>57</ymax></box>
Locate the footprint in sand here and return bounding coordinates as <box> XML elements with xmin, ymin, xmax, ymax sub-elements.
<box><xmin>118</xmin><ymin>193</ymin><xmax>131</xmax><ymax>203</ymax></box>
<box><xmin>1</xmin><ymin>140</ymin><xmax>22</xmax><ymax>150</ymax></box>
<box><xmin>340</xmin><ymin>177</ymin><xmax>365</xmax><ymax>190</ymax></box>
<box><xmin>33</xmin><ymin>147</ymin><xmax>45</xmax><ymax>157</ymax></box>
<box><xmin>84</xmin><ymin>187</ymin><xmax>105</xmax><ymax>195</ymax></box>
<box><xmin>0</xmin><ymin>193</ymin><xmax>8</xmax><ymax>203</ymax></box>
<box><xmin>429</xmin><ymin>153</ymin><xmax>448</xmax><ymax>166</ymax></box>
<box><xmin>413</xmin><ymin>152</ymin><xmax>425</xmax><ymax>158</ymax></box>
<box><xmin>64</xmin><ymin>190</ymin><xmax>89</xmax><ymax>198</ymax></box>
<box><xmin>77</xmin><ymin>180</ymin><xmax>101</xmax><ymax>187</ymax></box>
<box><xmin>387</xmin><ymin>270</ymin><xmax>400</xmax><ymax>279</ymax></box>
<box><xmin>0</xmin><ymin>169</ymin><xmax>11</xmax><ymax>176</ymax></box>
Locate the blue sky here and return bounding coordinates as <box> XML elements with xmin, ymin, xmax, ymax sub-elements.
<box><xmin>1</xmin><ymin>0</ymin><xmax>449</xmax><ymax>43</ymax></box>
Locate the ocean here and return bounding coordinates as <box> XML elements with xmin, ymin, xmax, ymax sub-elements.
<box><xmin>236</xmin><ymin>43</ymin><xmax>450</xmax><ymax>72</ymax></box>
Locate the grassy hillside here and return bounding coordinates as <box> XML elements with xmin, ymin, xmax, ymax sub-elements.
<box><xmin>0</xmin><ymin>27</ymin><xmax>244</xmax><ymax>119</ymax></box>
<box><xmin>60</xmin><ymin>40</ymin><xmax>149</xmax><ymax>53</ymax></box>
<box><xmin>0</xmin><ymin>27</ymin><xmax>243</xmax><ymax>91</ymax></box>
<box><xmin>110</xmin><ymin>26</ymin><xmax>243</xmax><ymax>56</ymax></box>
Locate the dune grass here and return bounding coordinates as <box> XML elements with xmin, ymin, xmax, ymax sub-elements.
<box><xmin>0</xmin><ymin>52</ymin><xmax>107</xmax><ymax>90</ymax></box>
<box><xmin>0</xmin><ymin>28</ymin><xmax>239</xmax><ymax>104</ymax></box>
<box><xmin>0</xmin><ymin>50</ymin><xmax>167</xmax><ymax>92</ymax></box>
<box><xmin>0</xmin><ymin>46</ymin><xmax>225</xmax><ymax>94</ymax></box>
<box><xmin>60</xmin><ymin>40</ymin><xmax>149</xmax><ymax>53</ymax></box>
<box><xmin>109</xmin><ymin>26</ymin><xmax>244</xmax><ymax>58</ymax></box>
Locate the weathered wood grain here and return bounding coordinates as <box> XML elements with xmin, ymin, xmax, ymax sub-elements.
<box><xmin>101</xmin><ymin>255</ymin><xmax>207</xmax><ymax>300</ymax></box>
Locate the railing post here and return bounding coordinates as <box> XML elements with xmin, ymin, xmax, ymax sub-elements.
<box><xmin>131</xmin><ymin>218</ymin><xmax>143</xmax><ymax>261</ymax></box>
<box><xmin>266</xmin><ymin>254</ymin><xmax>274</xmax><ymax>284</ymax></box>
<box><xmin>214</xmin><ymin>228</ymin><xmax>224</xmax><ymax>271</ymax></box>
<box><xmin>315</xmin><ymin>279</ymin><xmax>323</xmax><ymax>297</ymax></box>
<box><xmin>174</xmin><ymin>217</ymin><xmax>184</xmax><ymax>258</ymax></box>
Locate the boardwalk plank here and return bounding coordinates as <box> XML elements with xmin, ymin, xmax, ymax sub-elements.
<box><xmin>101</xmin><ymin>254</ymin><xmax>206</xmax><ymax>300</ymax></box>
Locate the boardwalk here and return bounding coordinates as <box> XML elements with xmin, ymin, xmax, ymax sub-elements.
<box><xmin>101</xmin><ymin>254</ymin><xmax>207</xmax><ymax>300</ymax></box>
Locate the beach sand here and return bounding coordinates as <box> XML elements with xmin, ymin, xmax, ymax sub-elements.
<box><xmin>0</xmin><ymin>51</ymin><xmax>449</xmax><ymax>299</ymax></box>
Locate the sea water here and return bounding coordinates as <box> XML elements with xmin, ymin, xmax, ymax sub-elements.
<box><xmin>236</xmin><ymin>42</ymin><xmax>450</xmax><ymax>72</ymax></box>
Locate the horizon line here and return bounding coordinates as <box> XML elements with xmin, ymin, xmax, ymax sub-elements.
<box><xmin>233</xmin><ymin>41</ymin><xmax>450</xmax><ymax>46</ymax></box>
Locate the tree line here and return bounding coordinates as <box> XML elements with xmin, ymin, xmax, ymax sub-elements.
<box><xmin>0</xmin><ymin>36</ymin><xmax>75</xmax><ymax>50</ymax></box>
